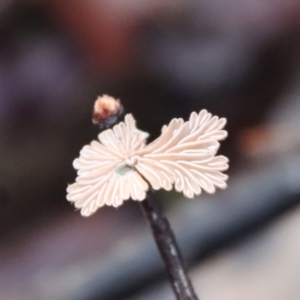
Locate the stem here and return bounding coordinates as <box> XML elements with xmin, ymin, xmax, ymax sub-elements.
<box><xmin>139</xmin><ymin>192</ymin><xmax>199</xmax><ymax>300</ymax></box>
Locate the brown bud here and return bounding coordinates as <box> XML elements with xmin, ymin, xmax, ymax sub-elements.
<box><xmin>92</xmin><ymin>95</ymin><xmax>123</xmax><ymax>129</ymax></box>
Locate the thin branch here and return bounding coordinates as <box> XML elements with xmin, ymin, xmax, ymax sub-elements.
<box><xmin>140</xmin><ymin>192</ymin><xmax>199</xmax><ymax>300</ymax></box>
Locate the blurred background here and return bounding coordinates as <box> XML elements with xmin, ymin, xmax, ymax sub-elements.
<box><xmin>1</xmin><ymin>0</ymin><xmax>300</xmax><ymax>299</ymax></box>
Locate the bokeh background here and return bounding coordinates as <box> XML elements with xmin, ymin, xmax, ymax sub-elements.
<box><xmin>1</xmin><ymin>1</ymin><xmax>300</xmax><ymax>299</ymax></box>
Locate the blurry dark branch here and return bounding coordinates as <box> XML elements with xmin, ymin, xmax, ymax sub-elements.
<box><xmin>78</xmin><ymin>154</ymin><xmax>300</xmax><ymax>300</ymax></box>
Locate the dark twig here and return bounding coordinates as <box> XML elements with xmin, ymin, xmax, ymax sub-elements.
<box><xmin>140</xmin><ymin>191</ymin><xmax>199</xmax><ymax>300</ymax></box>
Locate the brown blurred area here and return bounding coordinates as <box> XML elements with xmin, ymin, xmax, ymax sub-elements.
<box><xmin>0</xmin><ymin>0</ymin><xmax>300</xmax><ymax>299</ymax></box>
